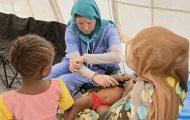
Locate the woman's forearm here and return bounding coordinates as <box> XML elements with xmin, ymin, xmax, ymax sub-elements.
<box><xmin>84</xmin><ymin>44</ymin><xmax>121</xmax><ymax>64</ymax></box>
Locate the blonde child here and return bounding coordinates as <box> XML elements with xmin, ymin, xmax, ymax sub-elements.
<box><xmin>0</xmin><ymin>34</ymin><xmax>73</xmax><ymax>120</ymax></box>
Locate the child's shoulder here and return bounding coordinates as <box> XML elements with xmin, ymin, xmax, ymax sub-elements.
<box><xmin>0</xmin><ymin>91</ymin><xmax>16</xmax><ymax>109</ymax></box>
<box><xmin>50</xmin><ymin>78</ymin><xmax>67</xmax><ymax>90</ymax></box>
<box><xmin>0</xmin><ymin>90</ymin><xmax>16</xmax><ymax>98</ymax></box>
<box><xmin>51</xmin><ymin>78</ymin><xmax>64</xmax><ymax>85</ymax></box>
<box><xmin>0</xmin><ymin>92</ymin><xmax>13</xmax><ymax>119</ymax></box>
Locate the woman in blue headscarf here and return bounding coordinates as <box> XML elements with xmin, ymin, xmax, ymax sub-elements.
<box><xmin>44</xmin><ymin>0</ymin><xmax>121</xmax><ymax>97</ymax></box>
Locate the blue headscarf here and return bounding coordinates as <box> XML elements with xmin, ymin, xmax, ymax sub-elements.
<box><xmin>68</xmin><ymin>0</ymin><xmax>114</xmax><ymax>53</ymax></box>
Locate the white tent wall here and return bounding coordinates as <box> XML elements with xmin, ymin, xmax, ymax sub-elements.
<box><xmin>0</xmin><ymin>0</ymin><xmax>55</xmax><ymax>21</ymax></box>
<box><xmin>57</xmin><ymin>0</ymin><xmax>113</xmax><ymax>24</ymax></box>
<box><xmin>57</xmin><ymin>0</ymin><xmax>73</xmax><ymax>23</ymax></box>
<box><xmin>9</xmin><ymin>0</ymin><xmax>33</xmax><ymax>17</ymax></box>
<box><xmin>117</xmin><ymin>0</ymin><xmax>152</xmax><ymax>38</ymax></box>
<box><xmin>0</xmin><ymin>0</ymin><xmax>14</xmax><ymax>14</ymax></box>
<box><xmin>0</xmin><ymin>0</ymin><xmax>190</xmax><ymax>75</ymax></box>
<box><xmin>0</xmin><ymin>0</ymin><xmax>190</xmax><ymax>40</ymax></box>
<box><xmin>115</xmin><ymin>0</ymin><xmax>190</xmax><ymax>40</ymax></box>
<box><xmin>96</xmin><ymin>0</ymin><xmax>113</xmax><ymax>20</ymax></box>
<box><xmin>114</xmin><ymin>0</ymin><xmax>190</xmax><ymax>76</ymax></box>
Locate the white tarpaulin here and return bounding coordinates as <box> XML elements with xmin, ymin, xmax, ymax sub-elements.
<box><xmin>1</xmin><ymin>0</ymin><xmax>190</xmax><ymax>40</ymax></box>
<box><xmin>1</xmin><ymin>0</ymin><xmax>190</xmax><ymax>75</ymax></box>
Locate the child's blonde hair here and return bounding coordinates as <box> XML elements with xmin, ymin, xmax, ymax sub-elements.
<box><xmin>10</xmin><ymin>34</ymin><xmax>55</xmax><ymax>76</ymax></box>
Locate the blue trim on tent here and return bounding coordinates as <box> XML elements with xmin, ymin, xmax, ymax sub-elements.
<box><xmin>178</xmin><ymin>81</ymin><xmax>190</xmax><ymax>120</ymax></box>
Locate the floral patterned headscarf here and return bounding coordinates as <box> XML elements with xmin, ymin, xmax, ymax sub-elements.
<box><xmin>126</xmin><ymin>26</ymin><xmax>189</xmax><ymax>120</ymax></box>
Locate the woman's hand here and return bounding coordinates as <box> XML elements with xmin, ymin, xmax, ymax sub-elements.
<box><xmin>69</xmin><ymin>56</ymin><xmax>85</xmax><ymax>73</ymax></box>
<box><xmin>92</xmin><ymin>74</ymin><xmax>119</xmax><ymax>88</ymax></box>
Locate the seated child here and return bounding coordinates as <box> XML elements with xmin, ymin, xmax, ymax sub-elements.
<box><xmin>64</xmin><ymin>75</ymin><xmax>136</xmax><ymax>120</ymax></box>
<box><xmin>0</xmin><ymin>34</ymin><xmax>73</xmax><ymax>120</ymax></box>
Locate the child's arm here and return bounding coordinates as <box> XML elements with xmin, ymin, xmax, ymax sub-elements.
<box><xmin>64</xmin><ymin>96</ymin><xmax>94</xmax><ymax>120</ymax></box>
<box><xmin>110</xmin><ymin>74</ymin><xmax>133</xmax><ymax>82</ymax></box>
<box><xmin>122</xmin><ymin>79</ymin><xmax>136</xmax><ymax>98</ymax></box>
